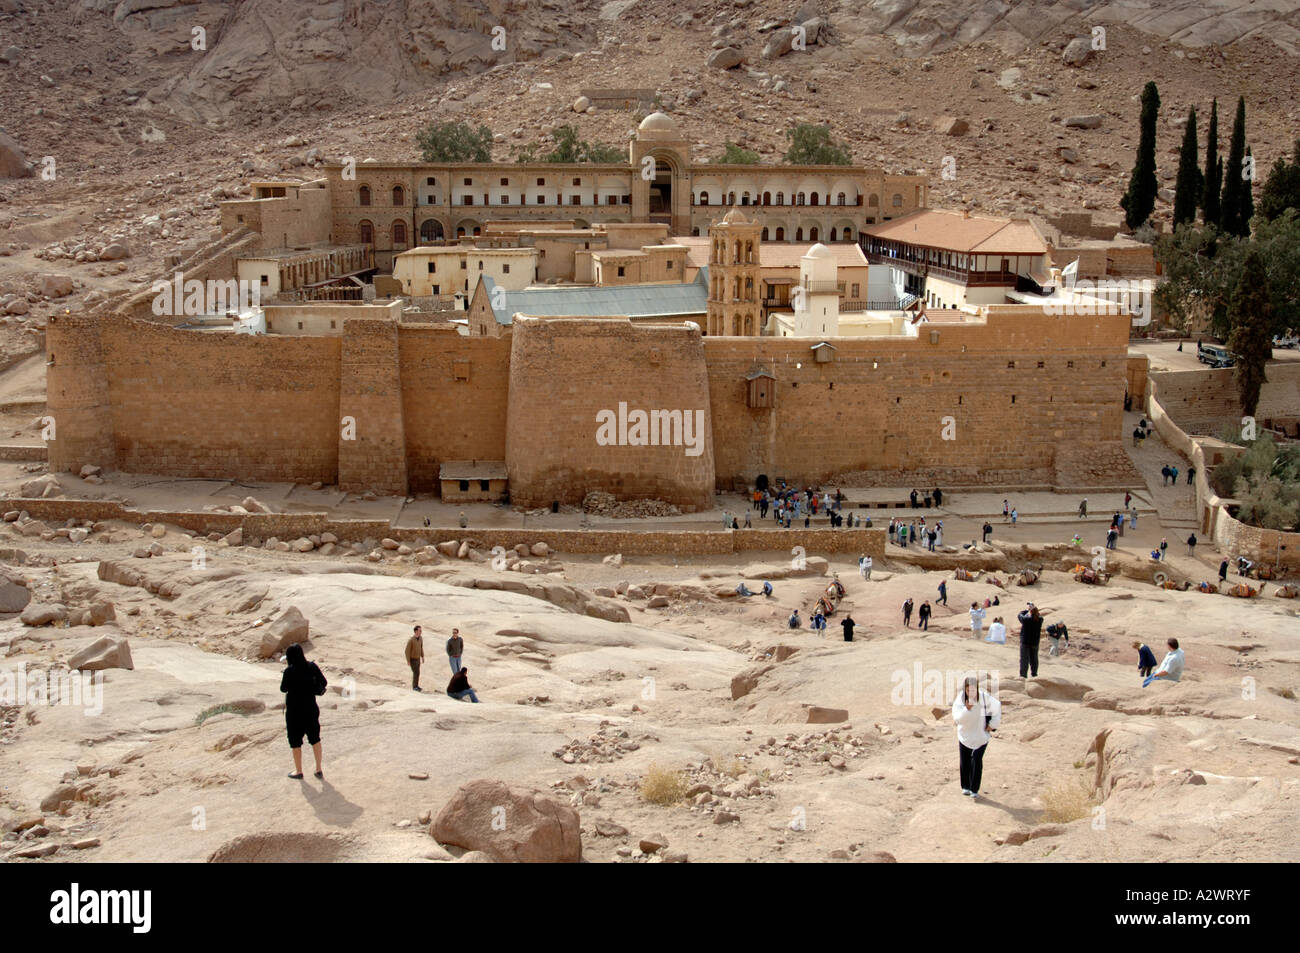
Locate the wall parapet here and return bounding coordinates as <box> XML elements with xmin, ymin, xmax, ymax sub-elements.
<box><xmin>0</xmin><ymin>497</ymin><xmax>885</xmax><ymax>558</ymax></box>
<box><xmin>1146</xmin><ymin>378</ymin><xmax>1300</xmax><ymax>568</ymax></box>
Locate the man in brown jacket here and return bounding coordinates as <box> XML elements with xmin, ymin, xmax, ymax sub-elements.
<box><xmin>405</xmin><ymin>625</ymin><xmax>425</xmax><ymax>691</ymax></box>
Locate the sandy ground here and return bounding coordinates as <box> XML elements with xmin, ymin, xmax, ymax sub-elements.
<box><xmin>0</xmin><ymin>454</ymin><xmax>1296</xmax><ymax>863</ymax></box>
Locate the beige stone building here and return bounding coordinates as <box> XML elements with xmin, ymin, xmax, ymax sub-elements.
<box><xmin>392</xmin><ymin>245</ymin><xmax>538</xmax><ymax>305</ymax></box>
<box><xmin>309</xmin><ymin>113</ymin><xmax>926</xmax><ymax>272</ymax></box>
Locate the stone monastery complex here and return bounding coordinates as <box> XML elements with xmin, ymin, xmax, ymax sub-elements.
<box><xmin>48</xmin><ymin>113</ymin><xmax>1156</xmax><ymax>506</ymax></box>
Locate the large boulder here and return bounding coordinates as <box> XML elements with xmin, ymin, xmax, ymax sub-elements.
<box><xmin>0</xmin><ymin>127</ymin><xmax>33</xmax><ymax>179</ymax></box>
<box><xmin>1024</xmin><ymin>675</ymin><xmax>1092</xmax><ymax>702</ymax></box>
<box><xmin>21</xmin><ymin>603</ymin><xmax>66</xmax><ymax>626</ymax></box>
<box><xmin>1061</xmin><ymin>37</ymin><xmax>1094</xmax><ymax>67</ymax></box>
<box><xmin>432</xmin><ymin>780</ymin><xmax>582</xmax><ymax>863</ymax></box>
<box><xmin>20</xmin><ymin>474</ymin><xmax>60</xmax><ymax>498</ymax></box>
<box><xmin>707</xmin><ymin>47</ymin><xmax>743</xmax><ymax>69</ymax></box>
<box><xmin>256</xmin><ymin>606</ymin><xmax>309</xmax><ymax>658</ymax></box>
<box><xmin>1064</xmin><ymin>114</ymin><xmax>1103</xmax><ymax>129</ymax></box>
<box><xmin>68</xmin><ymin>635</ymin><xmax>133</xmax><ymax>671</ymax></box>
<box><xmin>731</xmin><ymin>664</ymin><xmax>774</xmax><ymax>700</ymax></box>
<box><xmin>935</xmin><ymin>116</ymin><xmax>969</xmax><ymax>136</ymax></box>
<box><xmin>0</xmin><ymin>574</ymin><xmax>30</xmax><ymax>612</ymax></box>
<box><xmin>39</xmin><ymin>274</ymin><xmax>74</xmax><ymax>298</ymax></box>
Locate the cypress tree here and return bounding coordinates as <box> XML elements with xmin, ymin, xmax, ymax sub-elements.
<box><xmin>1221</xmin><ymin>96</ymin><xmax>1250</xmax><ymax>236</ymax></box>
<box><xmin>1202</xmin><ymin>98</ymin><xmax>1222</xmax><ymax>227</ymax></box>
<box><xmin>1121</xmin><ymin>82</ymin><xmax>1161</xmax><ymax>230</ymax></box>
<box><xmin>1242</xmin><ymin>144</ymin><xmax>1256</xmax><ymax>227</ymax></box>
<box><xmin>1227</xmin><ymin>250</ymin><xmax>1273</xmax><ymax>418</ymax></box>
<box><xmin>1172</xmin><ymin>106</ymin><xmax>1202</xmax><ymax>227</ymax></box>
<box><xmin>1258</xmin><ymin>139</ymin><xmax>1300</xmax><ymax>221</ymax></box>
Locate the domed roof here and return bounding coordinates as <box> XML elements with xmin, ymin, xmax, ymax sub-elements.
<box><xmin>637</xmin><ymin>111</ymin><xmax>679</xmax><ymax>138</ymax></box>
<box><xmin>721</xmin><ymin>209</ymin><xmax>749</xmax><ymax>225</ymax></box>
<box><xmin>805</xmin><ymin>242</ymin><xmax>833</xmax><ymax>259</ymax></box>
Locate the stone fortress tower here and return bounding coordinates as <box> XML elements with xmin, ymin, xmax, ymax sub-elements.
<box><xmin>792</xmin><ymin>242</ymin><xmax>841</xmax><ymax>337</ymax></box>
<box><xmin>705</xmin><ymin>209</ymin><xmax>762</xmax><ymax>336</ymax></box>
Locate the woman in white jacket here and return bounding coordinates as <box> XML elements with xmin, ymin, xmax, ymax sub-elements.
<box><xmin>968</xmin><ymin>602</ymin><xmax>986</xmax><ymax>639</ymax></box>
<box><xmin>952</xmin><ymin>676</ymin><xmax>1001</xmax><ymax>798</ymax></box>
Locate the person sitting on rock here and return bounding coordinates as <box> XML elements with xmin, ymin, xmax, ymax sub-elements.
<box><xmin>736</xmin><ymin>582</ymin><xmax>755</xmax><ymax>597</ymax></box>
<box><xmin>985</xmin><ymin>617</ymin><xmax>1007</xmax><ymax>644</ymax></box>
<box><xmin>1144</xmin><ymin>638</ymin><xmax>1184</xmax><ymax>687</ymax></box>
<box><xmin>762</xmin><ymin>580</ymin><xmax>773</xmax><ymax>598</ymax></box>
<box><xmin>447</xmin><ymin>666</ymin><xmax>479</xmax><ymax>703</ymax></box>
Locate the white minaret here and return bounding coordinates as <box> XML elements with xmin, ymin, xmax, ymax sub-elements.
<box><xmin>793</xmin><ymin>243</ymin><xmax>840</xmax><ymax>337</ymax></box>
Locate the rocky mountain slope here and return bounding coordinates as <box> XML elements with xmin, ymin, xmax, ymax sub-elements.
<box><xmin>1</xmin><ymin>0</ymin><xmax>1300</xmax><ymax>329</ymax></box>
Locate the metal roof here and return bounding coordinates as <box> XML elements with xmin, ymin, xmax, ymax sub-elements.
<box><xmin>483</xmin><ymin>269</ymin><xmax>708</xmax><ymax>325</ymax></box>
<box><xmin>439</xmin><ymin>460</ymin><xmax>508</xmax><ymax>481</ymax></box>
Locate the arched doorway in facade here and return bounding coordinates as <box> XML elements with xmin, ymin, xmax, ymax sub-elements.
<box><xmin>650</xmin><ymin>158</ymin><xmax>677</xmax><ymax>216</ymax></box>
<box><xmin>420</xmin><ymin>219</ymin><xmax>444</xmax><ymax>243</ymax></box>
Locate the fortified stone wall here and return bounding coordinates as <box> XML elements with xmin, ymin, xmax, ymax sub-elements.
<box><xmin>398</xmin><ymin>328</ymin><xmax>512</xmax><ymax>491</ymax></box>
<box><xmin>704</xmin><ymin>306</ymin><xmax>1133</xmax><ymax>489</ymax></box>
<box><xmin>48</xmin><ymin>305</ymin><xmax>1138</xmax><ymax>501</ymax></box>
<box><xmin>1149</xmin><ymin>364</ymin><xmax>1300</xmax><ymax>436</ymax></box>
<box><xmin>505</xmin><ymin>316</ymin><xmax>716</xmax><ymax>510</ymax></box>
<box><xmin>48</xmin><ymin>311</ymin><xmax>342</xmax><ymax>482</ymax></box>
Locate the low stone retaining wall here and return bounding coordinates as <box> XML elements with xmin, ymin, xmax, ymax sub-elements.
<box><xmin>0</xmin><ymin>497</ymin><xmax>886</xmax><ymax>559</ymax></box>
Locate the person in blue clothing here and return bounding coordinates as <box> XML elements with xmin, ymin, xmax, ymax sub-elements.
<box><xmin>937</xmin><ymin>579</ymin><xmax>948</xmax><ymax>606</ymax></box>
<box><xmin>762</xmin><ymin>580</ymin><xmax>773</xmax><ymax>598</ymax></box>
<box><xmin>1133</xmin><ymin>640</ymin><xmax>1158</xmax><ymax>678</ymax></box>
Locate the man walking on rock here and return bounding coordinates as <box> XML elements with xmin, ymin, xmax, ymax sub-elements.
<box><xmin>405</xmin><ymin>624</ymin><xmax>425</xmax><ymax>692</ymax></box>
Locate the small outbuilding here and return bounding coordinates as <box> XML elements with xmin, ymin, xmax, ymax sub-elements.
<box><xmin>438</xmin><ymin>461</ymin><xmax>508</xmax><ymax>502</ymax></box>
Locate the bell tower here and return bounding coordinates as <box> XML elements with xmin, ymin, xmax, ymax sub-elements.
<box><xmin>705</xmin><ymin>210</ymin><xmax>761</xmax><ymax>336</ymax></box>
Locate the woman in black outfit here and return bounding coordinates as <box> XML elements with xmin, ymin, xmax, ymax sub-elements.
<box><xmin>281</xmin><ymin>644</ymin><xmax>326</xmax><ymax>780</ymax></box>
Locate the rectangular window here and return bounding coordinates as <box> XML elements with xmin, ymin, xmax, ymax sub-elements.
<box><xmin>478</xmin><ymin>261</ymin><xmax>483</xmax><ymax>271</ymax></box>
<box><xmin>851</xmin><ymin>283</ymin><xmax>860</xmax><ymax>298</ymax></box>
<box><xmin>607</xmin><ymin>195</ymin><xmax>617</xmax><ymax>205</ymax></box>
<box><xmin>503</xmin><ymin>264</ymin><xmax>510</xmax><ymax>274</ymax></box>
<box><xmin>297</xmin><ymin>322</ymin><xmax>303</xmax><ymax>330</ymax></box>
<box><xmin>570</xmin><ymin>195</ymin><xmax>580</xmax><ymax>205</ymax></box>
<box><xmin>479</xmin><ymin>480</ymin><xmax>490</xmax><ymax>492</ymax></box>
<box><xmin>536</xmin><ymin>177</ymin><xmax>545</xmax><ymax>186</ymax></box>
<box><xmin>500</xmin><ymin>177</ymin><xmax>509</xmax><ymax>186</ymax></box>
<box><xmin>536</xmin><ymin>195</ymin><xmax>545</xmax><ymax>204</ymax></box>
<box><xmin>431</xmin><ymin>284</ymin><xmax>439</xmax><ymax>295</ymax></box>
<box><xmin>1007</xmin><ymin>361</ymin><xmax>1016</xmax><ymax>368</ymax></box>
<box><xmin>617</xmin><ymin>266</ymin><xmax>625</xmax><ymax>277</ymax></box>
<box><xmin>1036</xmin><ymin>360</ymin><xmax>1045</xmax><ymax>369</ymax></box>
<box><xmin>427</xmin><ymin>177</ymin><xmax>436</xmax><ymax>186</ymax></box>
<box><xmin>621</xmin><ymin>195</ymin><xmax>630</xmax><ymax>204</ymax></box>
<box><xmin>463</xmin><ymin>177</ymin><xmax>472</xmax><ymax>186</ymax></box>
<box><xmin>666</xmin><ymin>260</ymin><xmax>673</xmax><ymax>269</ymax></box>
<box><xmin>458</xmin><ymin>480</ymin><xmax>469</xmax><ymax>492</ymax></box>
<box><xmin>499</xmin><ymin>195</ymin><xmax>509</xmax><ymax>204</ymax></box>
<box><xmin>1067</xmin><ymin>360</ymin><xmax>1074</xmax><ymax>368</ymax></box>
<box><xmin>572</xmin><ymin>177</ymin><xmax>581</xmax><ymax>186</ymax></box>
<box><xmin>462</xmin><ymin>195</ymin><xmax>473</xmax><ymax>206</ymax></box>
<box><xmin>460</xmin><ymin>261</ymin><xmax>467</xmax><ymax>269</ymax></box>
<box><xmin>330</xmin><ymin>320</ymin><xmax>336</xmax><ymax>329</ymax></box>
